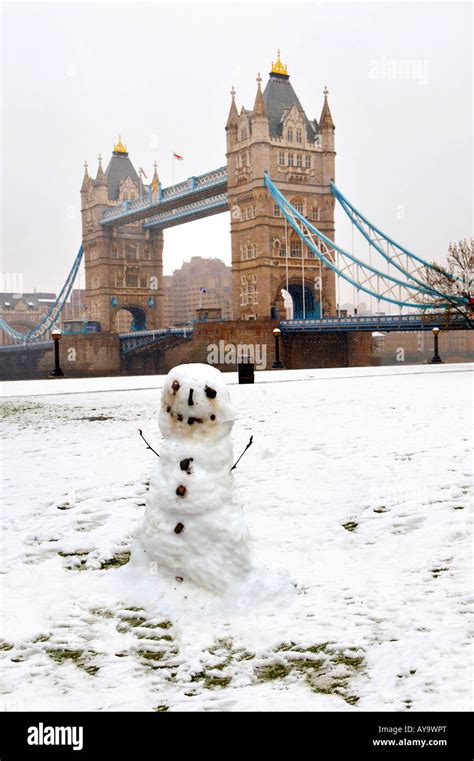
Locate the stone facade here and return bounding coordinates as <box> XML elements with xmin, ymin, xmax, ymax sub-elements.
<box><xmin>80</xmin><ymin>142</ymin><xmax>164</xmax><ymax>333</ymax></box>
<box><xmin>226</xmin><ymin>54</ymin><xmax>337</xmax><ymax>321</ymax></box>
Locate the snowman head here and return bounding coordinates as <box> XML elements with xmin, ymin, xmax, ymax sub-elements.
<box><xmin>159</xmin><ymin>363</ymin><xmax>235</xmax><ymax>441</ymax></box>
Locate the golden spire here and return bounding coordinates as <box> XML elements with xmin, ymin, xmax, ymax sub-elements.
<box><xmin>271</xmin><ymin>49</ymin><xmax>288</xmax><ymax>76</ymax></box>
<box><xmin>113</xmin><ymin>135</ymin><xmax>128</xmax><ymax>154</ymax></box>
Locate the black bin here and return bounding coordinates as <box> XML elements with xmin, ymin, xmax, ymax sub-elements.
<box><xmin>238</xmin><ymin>357</ymin><xmax>254</xmax><ymax>384</ymax></box>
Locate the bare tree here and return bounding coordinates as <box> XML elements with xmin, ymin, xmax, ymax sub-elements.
<box><xmin>417</xmin><ymin>238</ymin><xmax>473</xmax><ymax>329</ymax></box>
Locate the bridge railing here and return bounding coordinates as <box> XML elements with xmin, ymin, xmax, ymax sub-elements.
<box><xmin>143</xmin><ymin>193</ymin><xmax>228</xmax><ymax>229</ymax></box>
<box><xmin>101</xmin><ymin>166</ymin><xmax>228</xmax><ymax>225</ymax></box>
<box><xmin>119</xmin><ymin>326</ymin><xmax>193</xmax><ymax>339</ymax></box>
<box><xmin>280</xmin><ymin>313</ymin><xmax>466</xmax><ymax>331</ymax></box>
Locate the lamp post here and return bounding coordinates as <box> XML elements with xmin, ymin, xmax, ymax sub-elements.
<box><xmin>51</xmin><ymin>328</ymin><xmax>64</xmax><ymax>377</ymax></box>
<box><xmin>429</xmin><ymin>327</ymin><xmax>443</xmax><ymax>364</ymax></box>
<box><xmin>272</xmin><ymin>327</ymin><xmax>283</xmax><ymax>369</ymax></box>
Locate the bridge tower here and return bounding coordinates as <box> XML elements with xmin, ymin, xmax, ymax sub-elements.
<box><xmin>80</xmin><ymin>138</ymin><xmax>163</xmax><ymax>333</ymax></box>
<box><xmin>226</xmin><ymin>52</ymin><xmax>336</xmax><ymax>320</ymax></box>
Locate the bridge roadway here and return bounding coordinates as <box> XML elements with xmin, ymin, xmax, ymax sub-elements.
<box><xmin>100</xmin><ymin>167</ymin><xmax>228</xmax><ymax>229</ymax></box>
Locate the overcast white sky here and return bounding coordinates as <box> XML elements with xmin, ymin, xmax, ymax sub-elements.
<box><xmin>1</xmin><ymin>1</ymin><xmax>472</xmax><ymax>296</ymax></box>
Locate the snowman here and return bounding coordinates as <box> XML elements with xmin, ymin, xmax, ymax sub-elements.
<box><xmin>138</xmin><ymin>363</ymin><xmax>252</xmax><ymax>593</ymax></box>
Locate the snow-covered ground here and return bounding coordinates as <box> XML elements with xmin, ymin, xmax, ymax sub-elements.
<box><xmin>1</xmin><ymin>364</ymin><xmax>472</xmax><ymax>712</ymax></box>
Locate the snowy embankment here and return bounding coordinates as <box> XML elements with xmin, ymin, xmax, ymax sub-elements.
<box><xmin>1</xmin><ymin>364</ymin><xmax>472</xmax><ymax>712</ymax></box>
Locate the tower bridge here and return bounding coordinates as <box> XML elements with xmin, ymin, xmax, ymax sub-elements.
<box><xmin>1</xmin><ymin>50</ymin><xmax>469</xmax><ymax>371</ymax></box>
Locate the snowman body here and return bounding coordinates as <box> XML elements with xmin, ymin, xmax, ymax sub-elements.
<box><xmin>139</xmin><ymin>364</ymin><xmax>252</xmax><ymax>593</ymax></box>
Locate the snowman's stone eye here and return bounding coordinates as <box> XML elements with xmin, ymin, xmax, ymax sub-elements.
<box><xmin>166</xmin><ymin>405</ymin><xmax>171</xmax><ymax>413</ymax></box>
<box><xmin>180</xmin><ymin>458</ymin><xmax>193</xmax><ymax>472</ymax></box>
<box><xmin>188</xmin><ymin>388</ymin><xmax>194</xmax><ymax>406</ymax></box>
<box><xmin>176</xmin><ymin>485</ymin><xmax>186</xmax><ymax>497</ymax></box>
<box><xmin>174</xmin><ymin>522</ymin><xmax>184</xmax><ymax>534</ymax></box>
<box><xmin>210</xmin><ymin>415</ymin><xmax>216</xmax><ymax>421</ymax></box>
<box><xmin>205</xmin><ymin>385</ymin><xmax>217</xmax><ymax>399</ymax></box>
<box><xmin>172</xmin><ymin>380</ymin><xmax>180</xmax><ymax>394</ymax></box>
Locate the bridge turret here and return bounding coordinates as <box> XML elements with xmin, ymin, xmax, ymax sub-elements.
<box><xmin>251</xmin><ymin>73</ymin><xmax>269</xmax><ymax>141</ymax></box>
<box><xmin>94</xmin><ymin>154</ymin><xmax>108</xmax><ymax>204</ymax></box>
<box><xmin>225</xmin><ymin>86</ymin><xmax>239</xmax><ymax>151</ymax></box>
<box><xmin>80</xmin><ymin>161</ymin><xmax>90</xmax><ymax>195</ymax></box>
<box><xmin>319</xmin><ymin>86</ymin><xmax>335</xmax><ymax>153</ymax></box>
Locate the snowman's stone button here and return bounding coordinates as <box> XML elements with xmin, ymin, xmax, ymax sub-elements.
<box><xmin>180</xmin><ymin>458</ymin><xmax>193</xmax><ymax>473</ymax></box>
<box><xmin>176</xmin><ymin>485</ymin><xmax>186</xmax><ymax>497</ymax></box>
<box><xmin>171</xmin><ymin>380</ymin><xmax>180</xmax><ymax>394</ymax></box>
<box><xmin>210</xmin><ymin>414</ymin><xmax>216</xmax><ymax>421</ymax></box>
<box><xmin>205</xmin><ymin>385</ymin><xmax>217</xmax><ymax>399</ymax></box>
<box><xmin>174</xmin><ymin>522</ymin><xmax>184</xmax><ymax>534</ymax></box>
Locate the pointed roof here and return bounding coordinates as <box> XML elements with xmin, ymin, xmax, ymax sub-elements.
<box><xmin>319</xmin><ymin>86</ymin><xmax>335</xmax><ymax>130</ymax></box>
<box><xmin>96</xmin><ymin>154</ymin><xmax>106</xmax><ymax>185</ymax></box>
<box><xmin>252</xmin><ymin>74</ymin><xmax>267</xmax><ymax>118</ymax></box>
<box><xmin>263</xmin><ymin>67</ymin><xmax>317</xmax><ymax>141</ymax></box>
<box><xmin>226</xmin><ymin>86</ymin><xmax>239</xmax><ymax>129</ymax></box>
<box><xmin>104</xmin><ymin>138</ymin><xmax>140</xmax><ymax>200</ymax></box>
<box><xmin>80</xmin><ymin>161</ymin><xmax>90</xmax><ymax>192</ymax></box>
<box><xmin>151</xmin><ymin>162</ymin><xmax>159</xmax><ymax>192</ymax></box>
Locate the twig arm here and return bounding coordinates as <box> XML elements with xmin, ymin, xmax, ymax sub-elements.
<box><xmin>231</xmin><ymin>435</ymin><xmax>253</xmax><ymax>471</ymax></box>
<box><xmin>138</xmin><ymin>429</ymin><xmax>160</xmax><ymax>458</ymax></box>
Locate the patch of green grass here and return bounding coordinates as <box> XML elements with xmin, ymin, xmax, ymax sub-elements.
<box><xmin>190</xmin><ymin>670</ymin><xmax>233</xmax><ymax>689</ymax></box>
<box><xmin>46</xmin><ymin>648</ymin><xmax>85</xmax><ymax>664</ymax></box>
<box><xmin>90</xmin><ymin>608</ymin><xmax>114</xmax><ymax>619</ymax></box>
<box><xmin>137</xmin><ymin>650</ymin><xmax>166</xmax><ymax>662</ymax></box>
<box><xmin>255</xmin><ymin>642</ymin><xmax>365</xmax><ymax>705</ymax></box>
<box><xmin>121</xmin><ymin>615</ymin><xmax>148</xmax><ymax>628</ymax></box>
<box><xmin>256</xmin><ymin>662</ymin><xmax>292</xmax><ymax>681</ymax></box>
<box><xmin>342</xmin><ymin>521</ymin><xmax>359</xmax><ymax>532</ymax></box>
<box><xmin>204</xmin><ymin>675</ymin><xmax>231</xmax><ymax>689</ymax></box>
<box><xmin>100</xmin><ymin>551</ymin><xmax>131</xmax><ymax>569</ymax></box>
<box><xmin>31</xmin><ymin>634</ymin><xmax>51</xmax><ymax>644</ymax></box>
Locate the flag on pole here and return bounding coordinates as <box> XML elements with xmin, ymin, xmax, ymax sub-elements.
<box><xmin>173</xmin><ymin>152</ymin><xmax>184</xmax><ymax>160</ymax></box>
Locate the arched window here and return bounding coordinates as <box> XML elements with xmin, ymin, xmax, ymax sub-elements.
<box><xmin>273</xmin><ymin>204</ymin><xmax>281</xmax><ymax>217</ymax></box>
<box><xmin>288</xmin><ymin>128</ymin><xmax>293</xmax><ymax>142</ymax></box>
<box><xmin>241</xmin><ymin>127</ymin><xmax>248</xmax><ymax>140</ymax></box>
<box><xmin>292</xmin><ymin>199</ymin><xmax>304</xmax><ymax>214</ymax></box>
<box><xmin>305</xmin><ymin>155</ymin><xmax>311</xmax><ymax>169</ymax></box>
<box><xmin>290</xmin><ymin>235</ymin><xmax>303</xmax><ymax>257</ymax></box>
<box><xmin>296</xmin><ymin>155</ymin><xmax>302</xmax><ymax>168</ymax></box>
<box><xmin>288</xmin><ymin>153</ymin><xmax>294</xmax><ymax>167</ymax></box>
<box><xmin>296</xmin><ymin>128</ymin><xmax>302</xmax><ymax>143</ymax></box>
<box><xmin>311</xmin><ymin>207</ymin><xmax>319</xmax><ymax>221</ymax></box>
<box><xmin>278</xmin><ymin>151</ymin><xmax>285</xmax><ymax>166</ymax></box>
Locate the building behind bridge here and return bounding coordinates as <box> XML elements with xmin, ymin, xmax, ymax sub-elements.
<box><xmin>0</xmin><ymin>292</ymin><xmax>56</xmax><ymax>345</ymax></box>
<box><xmin>162</xmin><ymin>257</ymin><xmax>232</xmax><ymax>327</ymax></box>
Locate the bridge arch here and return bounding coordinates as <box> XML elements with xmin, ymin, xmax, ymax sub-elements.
<box><xmin>272</xmin><ymin>278</ymin><xmax>321</xmax><ymax>320</ymax></box>
<box><xmin>112</xmin><ymin>305</ymin><xmax>147</xmax><ymax>333</ymax></box>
